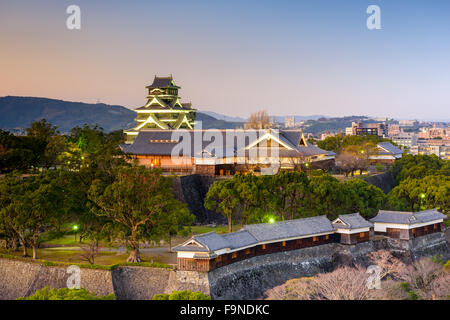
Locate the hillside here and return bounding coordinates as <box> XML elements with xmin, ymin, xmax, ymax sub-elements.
<box><xmin>0</xmin><ymin>96</ymin><xmax>242</xmax><ymax>133</ymax></box>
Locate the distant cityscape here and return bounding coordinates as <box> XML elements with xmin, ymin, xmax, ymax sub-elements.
<box><xmin>281</xmin><ymin>116</ymin><xmax>449</xmax><ymax>160</ymax></box>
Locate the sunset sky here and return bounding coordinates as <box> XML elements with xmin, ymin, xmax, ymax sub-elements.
<box><xmin>1</xmin><ymin>0</ymin><xmax>449</xmax><ymax>120</ymax></box>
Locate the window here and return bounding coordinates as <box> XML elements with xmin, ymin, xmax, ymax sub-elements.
<box><xmin>325</xmin><ymin>235</ymin><xmax>329</xmax><ymax>240</ymax></box>
<box><xmin>217</xmin><ymin>255</ymin><xmax>222</xmax><ymax>262</ymax></box>
<box><xmin>282</xmin><ymin>241</ymin><xmax>286</xmax><ymax>247</ymax></box>
<box><xmin>359</xmin><ymin>232</ymin><xmax>365</xmax><ymax>238</ymax></box>
<box><xmin>313</xmin><ymin>236</ymin><xmax>318</xmax><ymax>242</ymax></box>
<box><xmin>231</xmin><ymin>252</ymin><xmax>237</xmax><ymax>259</ymax></box>
<box><xmin>262</xmin><ymin>244</ymin><xmax>267</xmax><ymax>250</ymax></box>
<box><xmin>245</xmin><ymin>248</ymin><xmax>251</xmax><ymax>254</ymax></box>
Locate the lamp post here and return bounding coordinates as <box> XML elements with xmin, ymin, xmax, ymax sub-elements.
<box><xmin>419</xmin><ymin>193</ymin><xmax>426</xmax><ymax>210</ymax></box>
<box><xmin>73</xmin><ymin>225</ymin><xmax>79</xmax><ymax>242</ymax></box>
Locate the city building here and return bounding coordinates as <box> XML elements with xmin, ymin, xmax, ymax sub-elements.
<box><xmin>410</xmin><ymin>144</ymin><xmax>450</xmax><ymax>160</ymax></box>
<box><xmin>345</xmin><ymin>121</ymin><xmax>386</xmax><ymax>137</ymax></box>
<box><xmin>371</xmin><ymin>209</ymin><xmax>446</xmax><ymax>240</ymax></box>
<box><xmin>390</xmin><ymin>133</ymin><xmax>418</xmax><ymax>149</ymax></box>
<box><xmin>399</xmin><ymin>120</ymin><xmax>419</xmax><ymax>127</ymax></box>
<box><xmin>284</xmin><ymin>116</ymin><xmax>295</xmax><ymax>128</ymax></box>
<box><xmin>388</xmin><ymin>124</ymin><xmax>401</xmax><ymax>136</ymax></box>
<box><xmin>124</xmin><ymin>76</ymin><xmax>196</xmax><ymax>143</ymax></box>
<box><xmin>418</xmin><ymin>124</ymin><xmax>449</xmax><ymax>140</ymax></box>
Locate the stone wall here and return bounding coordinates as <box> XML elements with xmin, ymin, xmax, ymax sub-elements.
<box><xmin>1</xmin><ymin>232</ymin><xmax>448</xmax><ymax>300</ymax></box>
<box><xmin>0</xmin><ymin>259</ymin><xmax>114</xmax><ymax>300</ymax></box>
<box><xmin>362</xmin><ymin>171</ymin><xmax>396</xmax><ymax>194</ymax></box>
<box><xmin>174</xmin><ymin>174</ymin><xmax>227</xmax><ymax>224</ymax></box>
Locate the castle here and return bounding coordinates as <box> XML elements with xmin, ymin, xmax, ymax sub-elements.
<box><xmin>122</xmin><ymin>76</ymin><xmax>335</xmax><ymax>175</ymax></box>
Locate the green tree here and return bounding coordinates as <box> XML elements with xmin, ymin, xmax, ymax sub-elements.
<box><xmin>232</xmin><ymin>174</ymin><xmax>266</xmax><ymax>225</ymax></box>
<box><xmin>205</xmin><ymin>179</ymin><xmax>240</xmax><ymax>233</ymax></box>
<box><xmin>307</xmin><ymin>174</ymin><xmax>354</xmax><ymax>220</ymax></box>
<box><xmin>392</xmin><ymin>154</ymin><xmax>446</xmax><ymax>184</ymax></box>
<box><xmin>345</xmin><ymin>179</ymin><xmax>386</xmax><ymax>218</ymax></box>
<box><xmin>88</xmin><ymin>166</ymin><xmax>193</xmax><ymax>262</ymax></box>
<box><xmin>0</xmin><ymin>172</ymin><xmax>62</xmax><ymax>259</ymax></box>
<box><xmin>263</xmin><ymin>171</ymin><xmax>309</xmax><ymax>220</ymax></box>
<box><xmin>387</xmin><ymin>175</ymin><xmax>449</xmax><ymax>213</ymax></box>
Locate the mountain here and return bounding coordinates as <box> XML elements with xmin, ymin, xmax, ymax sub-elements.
<box><xmin>199</xmin><ymin>111</ymin><xmax>247</xmax><ymax>123</ymax></box>
<box><xmin>0</xmin><ymin>96</ymin><xmax>241</xmax><ymax>133</ymax></box>
<box><xmin>271</xmin><ymin>115</ymin><xmax>326</xmax><ymax>123</ymax></box>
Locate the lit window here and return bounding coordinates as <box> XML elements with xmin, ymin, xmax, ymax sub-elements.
<box><xmin>282</xmin><ymin>241</ymin><xmax>286</xmax><ymax>247</ymax></box>
<box><xmin>262</xmin><ymin>244</ymin><xmax>266</xmax><ymax>250</ymax></box>
<box><xmin>232</xmin><ymin>252</ymin><xmax>237</xmax><ymax>259</ymax></box>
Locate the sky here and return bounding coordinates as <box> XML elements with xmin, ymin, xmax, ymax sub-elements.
<box><xmin>0</xmin><ymin>0</ymin><xmax>449</xmax><ymax>120</ymax></box>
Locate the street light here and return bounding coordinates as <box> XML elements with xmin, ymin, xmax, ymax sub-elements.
<box><xmin>73</xmin><ymin>225</ymin><xmax>79</xmax><ymax>242</ymax></box>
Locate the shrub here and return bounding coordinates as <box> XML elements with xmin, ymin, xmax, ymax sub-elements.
<box><xmin>18</xmin><ymin>287</ymin><xmax>116</xmax><ymax>300</ymax></box>
<box><xmin>152</xmin><ymin>290</ymin><xmax>211</xmax><ymax>300</ymax></box>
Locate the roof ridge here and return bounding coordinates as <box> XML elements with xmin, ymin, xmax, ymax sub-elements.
<box><xmin>244</xmin><ymin>215</ymin><xmax>328</xmax><ymax>228</ymax></box>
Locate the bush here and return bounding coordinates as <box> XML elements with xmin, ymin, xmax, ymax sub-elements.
<box><xmin>18</xmin><ymin>287</ymin><xmax>116</xmax><ymax>300</ymax></box>
<box><xmin>152</xmin><ymin>290</ymin><xmax>211</xmax><ymax>300</ymax></box>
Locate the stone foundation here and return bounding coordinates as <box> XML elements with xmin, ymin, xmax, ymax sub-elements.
<box><xmin>1</xmin><ymin>232</ymin><xmax>448</xmax><ymax>300</ymax></box>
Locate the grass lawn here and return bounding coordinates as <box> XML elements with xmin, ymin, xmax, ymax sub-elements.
<box><xmin>0</xmin><ymin>247</ymin><xmax>177</xmax><ymax>266</ymax></box>
<box><xmin>40</xmin><ymin>235</ymin><xmax>88</xmax><ymax>246</ymax></box>
<box><xmin>191</xmin><ymin>224</ymin><xmax>242</xmax><ymax>235</ymax></box>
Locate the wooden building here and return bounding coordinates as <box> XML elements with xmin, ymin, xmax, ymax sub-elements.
<box><xmin>369</xmin><ymin>142</ymin><xmax>403</xmax><ymax>164</ymax></box>
<box><xmin>332</xmin><ymin>213</ymin><xmax>373</xmax><ymax>244</ymax></box>
<box><xmin>122</xmin><ymin>129</ymin><xmax>335</xmax><ymax>175</ymax></box>
<box><xmin>370</xmin><ymin>209</ymin><xmax>446</xmax><ymax>240</ymax></box>
<box><xmin>173</xmin><ymin>216</ymin><xmax>339</xmax><ymax>272</ymax></box>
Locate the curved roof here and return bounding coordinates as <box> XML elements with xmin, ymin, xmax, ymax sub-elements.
<box><xmin>332</xmin><ymin>213</ymin><xmax>373</xmax><ymax>229</ymax></box>
<box><xmin>370</xmin><ymin>209</ymin><xmax>446</xmax><ymax>225</ymax></box>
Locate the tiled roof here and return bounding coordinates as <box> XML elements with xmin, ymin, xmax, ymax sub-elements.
<box><xmin>377</xmin><ymin>142</ymin><xmax>403</xmax><ymax>155</ymax></box>
<box><xmin>332</xmin><ymin>213</ymin><xmax>373</xmax><ymax>229</ymax></box>
<box><xmin>146</xmin><ymin>76</ymin><xmax>179</xmax><ymax>89</ymax></box>
<box><xmin>370</xmin><ymin>209</ymin><xmax>446</xmax><ymax>225</ymax></box>
<box><xmin>243</xmin><ymin>215</ymin><xmax>335</xmax><ymax>243</ymax></box>
<box><xmin>194</xmin><ymin>231</ymin><xmax>231</xmax><ymax>251</ymax></box>
<box><xmin>221</xmin><ymin>230</ymin><xmax>258</xmax><ymax>249</ymax></box>
<box><xmin>173</xmin><ymin>230</ymin><xmax>257</xmax><ymax>253</ymax></box>
<box><xmin>123</xmin><ymin>129</ymin><xmax>332</xmax><ymax>158</ymax></box>
<box><xmin>174</xmin><ymin>216</ymin><xmax>335</xmax><ymax>253</ymax></box>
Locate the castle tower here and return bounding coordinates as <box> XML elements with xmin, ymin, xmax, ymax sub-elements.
<box><xmin>124</xmin><ymin>76</ymin><xmax>196</xmax><ymax>143</ymax></box>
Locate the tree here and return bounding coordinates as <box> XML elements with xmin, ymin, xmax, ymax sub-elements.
<box><xmin>317</xmin><ymin>134</ymin><xmax>344</xmax><ymax>152</ymax></box>
<box><xmin>26</xmin><ymin>119</ymin><xmax>61</xmax><ymax>169</ymax></box>
<box><xmin>345</xmin><ymin>179</ymin><xmax>386</xmax><ymax>218</ymax></box>
<box><xmin>245</xmin><ymin>110</ymin><xmax>272</xmax><ymax>129</ymax></box>
<box><xmin>307</xmin><ymin>174</ymin><xmax>354</xmax><ymax>220</ymax></box>
<box><xmin>0</xmin><ymin>172</ymin><xmax>62</xmax><ymax>259</ymax></box>
<box><xmin>392</xmin><ymin>154</ymin><xmax>446</xmax><ymax>184</ymax></box>
<box><xmin>232</xmin><ymin>174</ymin><xmax>265</xmax><ymax>225</ymax></box>
<box><xmin>88</xmin><ymin>166</ymin><xmax>193</xmax><ymax>262</ymax></box>
<box><xmin>386</xmin><ymin>175</ymin><xmax>449</xmax><ymax>213</ymax></box>
<box><xmin>205</xmin><ymin>179</ymin><xmax>240</xmax><ymax>233</ymax></box>
<box><xmin>265</xmin><ymin>265</ymin><xmax>370</xmax><ymax>300</ymax></box>
<box><xmin>263</xmin><ymin>171</ymin><xmax>309</xmax><ymax>220</ymax></box>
